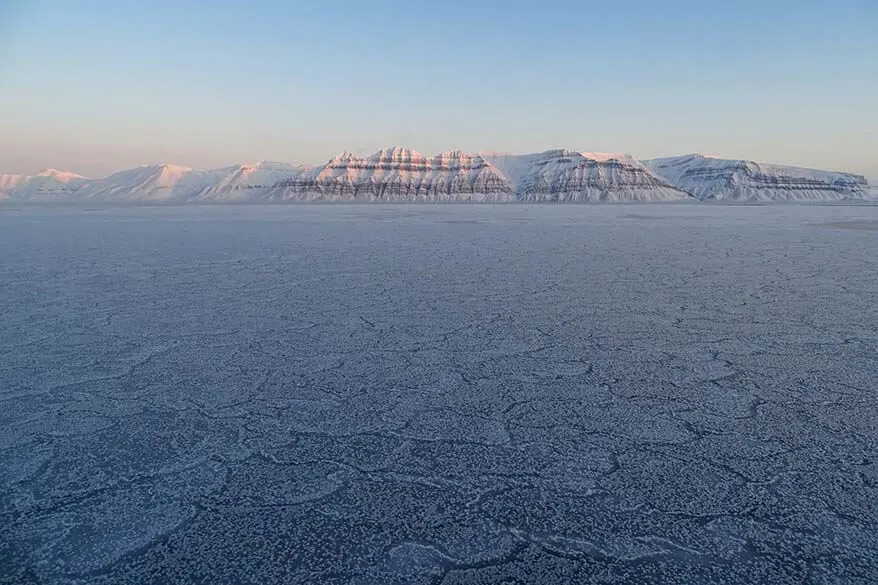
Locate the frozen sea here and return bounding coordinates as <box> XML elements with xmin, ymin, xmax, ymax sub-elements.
<box><xmin>1</xmin><ymin>204</ymin><xmax>876</xmax><ymax>584</ymax></box>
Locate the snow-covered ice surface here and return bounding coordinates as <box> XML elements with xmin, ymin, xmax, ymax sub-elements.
<box><xmin>1</xmin><ymin>204</ymin><xmax>876</xmax><ymax>584</ymax></box>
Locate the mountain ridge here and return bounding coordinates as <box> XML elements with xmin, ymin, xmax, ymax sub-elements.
<box><xmin>1</xmin><ymin>149</ymin><xmax>872</xmax><ymax>203</ymax></box>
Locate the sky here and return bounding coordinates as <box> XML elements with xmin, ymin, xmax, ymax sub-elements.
<box><xmin>1</xmin><ymin>0</ymin><xmax>876</xmax><ymax>179</ymax></box>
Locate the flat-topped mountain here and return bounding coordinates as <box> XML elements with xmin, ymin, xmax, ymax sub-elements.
<box><xmin>644</xmin><ymin>154</ymin><xmax>870</xmax><ymax>201</ymax></box>
<box><xmin>267</xmin><ymin>148</ymin><xmax>514</xmax><ymax>202</ymax></box>
<box><xmin>484</xmin><ymin>150</ymin><xmax>690</xmax><ymax>202</ymax></box>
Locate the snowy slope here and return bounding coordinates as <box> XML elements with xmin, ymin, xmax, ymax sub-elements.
<box><xmin>195</xmin><ymin>161</ymin><xmax>314</xmax><ymax>201</ymax></box>
<box><xmin>0</xmin><ymin>169</ymin><xmax>89</xmax><ymax>200</ymax></box>
<box><xmin>483</xmin><ymin>150</ymin><xmax>692</xmax><ymax>202</ymax></box>
<box><xmin>269</xmin><ymin>148</ymin><xmax>515</xmax><ymax>201</ymax></box>
<box><xmin>0</xmin><ymin>174</ymin><xmax>26</xmax><ymax>199</ymax></box>
<box><xmin>644</xmin><ymin>154</ymin><xmax>870</xmax><ymax>201</ymax></box>
<box><xmin>76</xmin><ymin>164</ymin><xmax>224</xmax><ymax>201</ymax></box>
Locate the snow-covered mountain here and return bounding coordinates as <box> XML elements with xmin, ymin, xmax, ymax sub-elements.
<box><xmin>644</xmin><ymin>154</ymin><xmax>870</xmax><ymax>201</ymax></box>
<box><xmin>484</xmin><ymin>150</ymin><xmax>691</xmax><ymax>202</ymax></box>
<box><xmin>0</xmin><ymin>169</ymin><xmax>89</xmax><ymax>200</ymax></box>
<box><xmin>0</xmin><ymin>174</ymin><xmax>24</xmax><ymax>199</ymax></box>
<box><xmin>2</xmin><ymin>149</ymin><xmax>872</xmax><ymax>203</ymax></box>
<box><xmin>267</xmin><ymin>148</ymin><xmax>514</xmax><ymax>202</ymax></box>
<box><xmin>195</xmin><ymin>161</ymin><xmax>314</xmax><ymax>201</ymax></box>
<box><xmin>74</xmin><ymin>164</ymin><xmax>228</xmax><ymax>201</ymax></box>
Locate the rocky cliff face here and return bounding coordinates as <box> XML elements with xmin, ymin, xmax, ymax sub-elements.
<box><xmin>644</xmin><ymin>155</ymin><xmax>870</xmax><ymax>201</ymax></box>
<box><xmin>268</xmin><ymin>148</ymin><xmax>514</xmax><ymax>202</ymax></box>
<box><xmin>485</xmin><ymin>150</ymin><xmax>692</xmax><ymax>202</ymax></box>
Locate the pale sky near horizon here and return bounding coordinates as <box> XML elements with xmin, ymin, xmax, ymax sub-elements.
<box><xmin>1</xmin><ymin>0</ymin><xmax>876</xmax><ymax>179</ymax></box>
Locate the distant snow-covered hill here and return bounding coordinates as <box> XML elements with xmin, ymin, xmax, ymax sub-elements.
<box><xmin>1</xmin><ymin>149</ymin><xmax>872</xmax><ymax>203</ymax></box>
<box><xmin>644</xmin><ymin>154</ymin><xmax>870</xmax><ymax>201</ymax></box>
<box><xmin>0</xmin><ymin>169</ymin><xmax>89</xmax><ymax>200</ymax></box>
<box><xmin>75</xmin><ymin>164</ymin><xmax>227</xmax><ymax>201</ymax></box>
<box><xmin>195</xmin><ymin>161</ymin><xmax>315</xmax><ymax>201</ymax></box>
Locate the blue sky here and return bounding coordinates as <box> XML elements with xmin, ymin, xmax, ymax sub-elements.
<box><xmin>1</xmin><ymin>0</ymin><xmax>876</xmax><ymax>178</ymax></box>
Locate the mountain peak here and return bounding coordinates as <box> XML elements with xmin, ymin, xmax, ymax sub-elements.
<box><xmin>368</xmin><ymin>147</ymin><xmax>425</xmax><ymax>162</ymax></box>
<box><xmin>155</xmin><ymin>163</ymin><xmax>192</xmax><ymax>172</ymax></box>
<box><xmin>36</xmin><ymin>168</ymin><xmax>88</xmax><ymax>181</ymax></box>
<box><xmin>328</xmin><ymin>151</ymin><xmax>356</xmax><ymax>164</ymax></box>
<box><xmin>130</xmin><ymin>163</ymin><xmax>192</xmax><ymax>173</ymax></box>
<box><xmin>239</xmin><ymin>160</ymin><xmax>297</xmax><ymax>173</ymax></box>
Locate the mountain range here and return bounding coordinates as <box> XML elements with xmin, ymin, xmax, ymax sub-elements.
<box><xmin>0</xmin><ymin>148</ymin><xmax>871</xmax><ymax>203</ymax></box>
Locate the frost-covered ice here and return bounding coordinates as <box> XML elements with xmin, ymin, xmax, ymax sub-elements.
<box><xmin>1</xmin><ymin>204</ymin><xmax>876</xmax><ymax>584</ymax></box>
